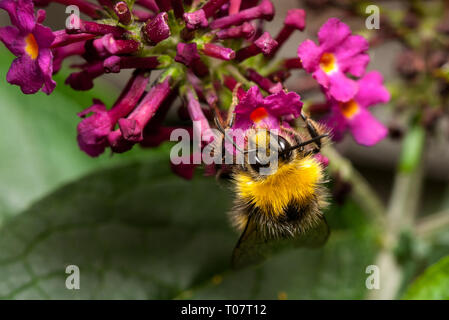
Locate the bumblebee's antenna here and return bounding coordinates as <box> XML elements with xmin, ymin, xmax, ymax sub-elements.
<box><xmin>281</xmin><ymin>134</ymin><xmax>329</xmax><ymax>154</ymax></box>
<box><xmin>214</xmin><ymin>116</ymin><xmax>247</xmax><ymax>155</ymax></box>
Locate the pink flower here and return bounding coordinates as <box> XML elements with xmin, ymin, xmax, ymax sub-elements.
<box><xmin>0</xmin><ymin>0</ymin><xmax>56</xmax><ymax>94</ymax></box>
<box><xmin>233</xmin><ymin>86</ymin><xmax>303</xmax><ymax>131</ymax></box>
<box><xmin>298</xmin><ymin>18</ymin><xmax>370</xmax><ymax>102</ymax></box>
<box><xmin>323</xmin><ymin>71</ymin><xmax>390</xmax><ymax>146</ymax></box>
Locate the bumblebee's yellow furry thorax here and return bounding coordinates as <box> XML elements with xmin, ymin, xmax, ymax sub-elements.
<box><xmin>234</xmin><ymin>156</ymin><xmax>323</xmax><ymax>215</ymax></box>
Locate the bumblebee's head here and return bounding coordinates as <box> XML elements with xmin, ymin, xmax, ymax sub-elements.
<box><xmin>244</xmin><ymin>130</ymin><xmax>294</xmax><ymax>176</ymax></box>
<box><xmin>243</xmin><ymin>128</ymin><xmax>328</xmax><ymax>177</ymax></box>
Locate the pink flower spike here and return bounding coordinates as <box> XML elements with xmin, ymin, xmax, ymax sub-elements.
<box><xmin>254</xmin><ymin>32</ymin><xmax>278</xmax><ymax>55</ymax></box>
<box><xmin>136</xmin><ymin>0</ymin><xmax>159</xmax><ymax>12</ymax></box>
<box><xmin>94</xmin><ymin>34</ymin><xmax>139</xmax><ymax>56</ymax></box>
<box><xmin>202</xmin><ymin>0</ymin><xmax>230</xmax><ymax>17</ymax></box>
<box><xmin>298</xmin><ymin>18</ymin><xmax>370</xmax><ymax>102</ymax></box>
<box><xmin>229</xmin><ymin>0</ymin><xmax>241</xmax><ymax>14</ymax></box>
<box><xmin>183</xmin><ymin>10</ymin><xmax>209</xmax><ymax>30</ymax></box>
<box><xmin>114</xmin><ymin>1</ymin><xmax>132</xmax><ymax>25</ymax></box>
<box><xmin>142</xmin><ymin>12</ymin><xmax>171</xmax><ymax>45</ymax></box>
<box><xmin>118</xmin><ymin>77</ymin><xmax>172</xmax><ymax>142</ymax></box>
<box><xmin>51</xmin><ymin>30</ymin><xmax>95</xmax><ymax>48</ymax></box>
<box><xmin>66</xmin><ymin>15</ymin><xmax>127</xmax><ymax>37</ymax></box>
<box><xmin>246</xmin><ymin>68</ymin><xmax>282</xmax><ymax>94</ymax></box>
<box><xmin>171</xmin><ymin>0</ymin><xmax>184</xmax><ymax>18</ymax></box>
<box><xmin>235</xmin><ymin>32</ymin><xmax>278</xmax><ymax>62</ymax></box>
<box><xmin>284</xmin><ymin>9</ymin><xmax>306</xmax><ymax>31</ymax></box>
<box><xmin>66</xmin><ymin>61</ymin><xmax>105</xmax><ymax>90</ymax></box>
<box><xmin>53</xmin><ymin>41</ymin><xmax>86</xmax><ymax>73</ymax></box>
<box><xmin>215</xmin><ymin>22</ymin><xmax>255</xmax><ymax>40</ymax></box>
<box><xmin>185</xmin><ymin>87</ymin><xmax>215</xmax><ymax>145</ymax></box>
<box><xmin>271</xmin><ymin>9</ymin><xmax>306</xmax><ymax>57</ymax></box>
<box><xmin>210</xmin><ymin>0</ymin><xmax>274</xmax><ymax>29</ymax></box>
<box><xmin>202</xmin><ymin>43</ymin><xmax>235</xmax><ymax>60</ymax></box>
<box><xmin>175</xmin><ymin>42</ymin><xmax>201</xmax><ymax>66</ymax></box>
<box><xmin>155</xmin><ymin>0</ymin><xmax>171</xmax><ymax>11</ymax></box>
<box><xmin>224</xmin><ymin>76</ymin><xmax>246</xmax><ymax>100</ymax></box>
<box><xmin>104</xmin><ymin>56</ymin><xmax>161</xmax><ymax>73</ymax></box>
<box><xmin>34</xmin><ymin>0</ymin><xmax>102</xmax><ymax>18</ymax></box>
<box><xmin>133</xmin><ymin>10</ymin><xmax>154</xmax><ymax>21</ymax></box>
<box><xmin>76</xmin><ymin>72</ymin><xmax>150</xmax><ymax>156</ymax></box>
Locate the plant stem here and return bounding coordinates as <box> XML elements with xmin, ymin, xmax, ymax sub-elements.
<box><xmin>415</xmin><ymin>210</ymin><xmax>449</xmax><ymax>239</ymax></box>
<box><xmin>368</xmin><ymin>125</ymin><xmax>426</xmax><ymax>300</ymax></box>
<box><xmin>323</xmin><ymin>146</ymin><xmax>386</xmax><ymax>227</ymax></box>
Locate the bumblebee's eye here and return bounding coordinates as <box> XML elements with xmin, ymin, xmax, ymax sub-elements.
<box><xmin>277</xmin><ymin>135</ymin><xmax>292</xmax><ymax>161</ymax></box>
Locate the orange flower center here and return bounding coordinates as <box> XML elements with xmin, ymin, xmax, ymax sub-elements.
<box><xmin>339</xmin><ymin>100</ymin><xmax>359</xmax><ymax>119</ymax></box>
<box><xmin>25</xmin><ymin>34</ymin><xmax>39</xmax><ymax>60</ymax></box>
<box><xmin>250</xmin><ymin>107</ymin><xmax>269</xmax><ymax>123</ymax></box>
<box><xmin>320</xmin><ymin>52</ymin><xmax>337</xmax><ymax>74</ymax></box>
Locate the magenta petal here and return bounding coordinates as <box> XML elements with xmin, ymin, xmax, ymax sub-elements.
<box><xmin>254</xmin><ymin>32</ymin><xmax>278</xmax><ymax>55</ymax></box>
<box><xmin>263</xmin><ymin>90</ymin><xmax>302</xmax><ymax>119</ymax></box>
<box><xmin>0</xmin><ymin>26</ymin><xmax>24</xmax><ymax>56</ymax></box>
<box><xmin>0</xmin><ymin>0</ymin><xmax>36</xmax><ymax>32</ymax></box>
<box><xmin>77</xmin><ymin>100</ymin><xmax>106</xmax><ymax>117</ymax></box>
<box><xmin>77</xmin><ymin>112</ymin><xmax>113</xmax><ymax>145</ymax></box>
<box><xmin>297</xmin><ymin>39</ymin><xmax>321</xmax><ymax>72</ymax></box>
<box><xmin>6</xmin><ymin>55</ymin><xmax>43</xmax><ymax>94</ymax></box>
<box><xmin>16</xmin><ymin>0</ymin><xmax>36</xmax><ymax>33</ymax></box>
<box><xmin>349</xmin><ymin>109</ymin><xmax>387</xmax><ymax>146</ymax></box>
<box><xmin>258</xmin><ymin>114</ymin><xmax>280</xmax><ymax>129</ymax></box>
<box><xmin>335</xmin><ymin>35</ymin><xmax>369</xmax><ymax>76</ymax></box>
<box><xmin>118</xmin><ymin>118</ymin><xmax>143</xmax><ymax>142</ymax></box>
<box><xmin>312</xmin><ymin>69</ymin><xmax>330</xmax><ymax>89</ymax></box>
<box><xmin>328</xmin><ymin>71</ymin><xmax>358</xmax><ymax>102</ymax></box>
<box><xmin>318</xmin><ymin>18</ymin><xmax>351</xmax><ymax>51</ymax></box>
<box><xmin>356</xmin><ymin>71</ymin><xmax>390</xmax><ymax>108</ymax></box>
<box><xmin>235</xmin><ymin>86</ymin><xmax>264</xmax><ymax>115</ymax></box>
<box><xmin>322</xmin><ymin>109</ymin><xmax>348</xmax><ymax>142</ymax></box>
<box><xmin>77</xmin><ymin>101</ymin><xmax>114</xmax><ymax>157</ymax></box>
<box><xmin>77</xmin><ymin>134</ymin><xmax>108</xmax><ymax>157</ymax></box>
<box><xmin>346</xmin><ymin>53</ymin><xmax>369</xmax><ymax>77</ymax></box>
<box><xmin>175</xmin><ymin>42</ymin><xmax>200</xmax><ymax>66</ymax></box>
<box><xmin>77</xmin><ymin>101</ymin><xmax>111</xmax><ymax>143</ymax></box>
<box><xmin>284</xmin><ymin>9</ymin><xmax>306</xmax><ymax>31</ymax></box>
<box><xmin>183</xmin><ymin>9</ymin><xmax>208</xmax><ymax>30</ymax></box>
<box><xmin>37</xmin><ymin>49</ymin><xmax>56</xmax><ymax>94</ymax></box>
<box><xmin>36</xmin><ymin>9</ymin><xmax>45</xmax><ymax>23</ymax></box>
<box><xmin>0</xmin><ymin>0</ymin><xmax>19</xmax><ymax>26</ymax></box>
<box><xmin>33</xmin><ymin>24</ymin><xmax>55</xmax><ymax>49</ymax></box>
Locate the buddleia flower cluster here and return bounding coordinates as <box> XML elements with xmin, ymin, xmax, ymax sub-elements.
<box><xmin>0</xmin><ymin>0</ymin><xmax>390</xmax><ymax>178</ymax></box>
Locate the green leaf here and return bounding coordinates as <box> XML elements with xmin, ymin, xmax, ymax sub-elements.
<box><xmin>0</xmin><ymin>47</ymin><xmax>149</xmax><ymax>218</ymax></box>
<box><xmin>403</xmin><ymin>255</ymin><xmax>449</xmax><ymax>300</ymax></box>
<box><xmin>0</xmin><ymin>157</ymin><xmax>234</xmax><ymax>299</ymax></box>
<box><xmin>0</xmin><ymin>157</ymin><xmax>379</xmax><ymax>299</ymax></box>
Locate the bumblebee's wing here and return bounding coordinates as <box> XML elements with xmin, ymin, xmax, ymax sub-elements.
<box><xmin>231</xmin><ymin>216</ymin><xmax>275</xmax><ymax>269</ymax></box>
<box><xmin>231</xmin><ymin>215</ymin><xmax>330</xmax><ymax>270</ymax></box>
<box><xmin>291</xmin><ymin>215</ymin><xmax>330</xmax><ymax>248</ymax></box>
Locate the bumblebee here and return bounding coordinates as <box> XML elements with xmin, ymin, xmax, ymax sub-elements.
<box><xmin>214</xmin><ymin>99</ymin><xmax>331</xmax><ymax>269</ymax></box>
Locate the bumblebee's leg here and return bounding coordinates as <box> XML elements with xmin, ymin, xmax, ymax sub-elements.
<box><xmin>301</xmin><ymin>110</ymin><xmax>322</xmax><ymax>153</ymax></box>
<box><xmin>215</xmin><ymin>134</ymin><xmax>229</xmax><ymax>180</ymax></box>
<box><xmin>226</xmin><ymin>82</ymin><xmax>242</xmax><ymax>128</ymax></box>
